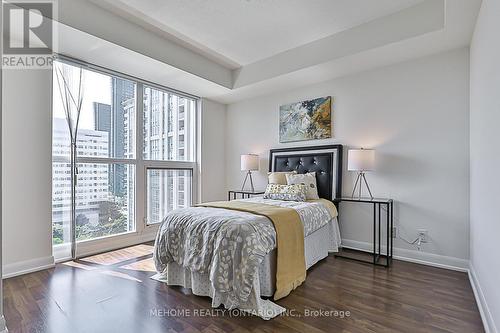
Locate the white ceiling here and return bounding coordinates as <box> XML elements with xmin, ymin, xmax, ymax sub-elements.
<box><xmin>97</xmin><ymin>0</ymin><xmax>423</xmax><ymax>66</ymax></box>
<box><xmin>71</xmin><ymin>0</ymin><xmax>481</xmax><ymax>104</ymax></box>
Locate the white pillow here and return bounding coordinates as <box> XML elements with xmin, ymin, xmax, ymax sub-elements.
<box><xmin>285</xmin><ymin>172</ymin><xmax>320</xmax><ymax>200</ymax></box>
<box><xmin>267</xmin><ymin>171</ymin><xmax>297</xmax><ymax>185</ymax></box>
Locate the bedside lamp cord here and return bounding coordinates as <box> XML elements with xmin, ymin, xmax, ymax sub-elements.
<box><xmin>381</xmin><ymin>205</ymin><xmax>423</xmax><ymax>251</ymax></box>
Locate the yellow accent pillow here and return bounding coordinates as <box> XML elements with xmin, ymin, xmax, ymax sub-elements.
<box><xmin>267</xmin><ymin>171</ymin><xmax>297</xmax><ymax>185</ymax></box>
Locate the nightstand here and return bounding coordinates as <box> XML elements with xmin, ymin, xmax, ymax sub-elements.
<box><xmin>336</xmin><ymin>197</ymin><xmax>394</xmax><ymax>267</ymax></box>
<box><xmin>228</xmin><ymin>190</ymin><xmax>265</xmax><ymax>201</ymax></box>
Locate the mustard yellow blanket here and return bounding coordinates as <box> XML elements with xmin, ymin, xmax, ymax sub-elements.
<box><xmin>198</xmin><ymin>200</ymin><xmax>306</xmax><ymax>300</ymax></box>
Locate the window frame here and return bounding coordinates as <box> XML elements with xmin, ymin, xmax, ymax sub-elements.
<box><xmin>137</xmin><ymin>83</ymin><xmax>198</xmax><ymax>232</ymax></box>
<box><xmin>52</xmin><ymin>56</ymin><xmax>199</xmax><ymax>260</ymax></box>
<box><xmin>144</xmin><ymin>166</ymin><xmax>194</xmax><ymax>226</ymax></box>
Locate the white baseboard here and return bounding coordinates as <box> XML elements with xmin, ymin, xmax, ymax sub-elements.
<box><xmin>469</xmin><ymin>265</ymin><xmax>498</xmax><ymax>333</ymax></box>
<box><xmin>2</xmin><ymin>255</ymin><xmax>55</xmax><ymax>279</ymax></box>
<box><xmin>341</xmin><ymin>239</ymin><xmax>469</xmax><ymax>271</ymax></box>
<box><xmin>2</xmin><ymin>232</ymin><xmax>157</xmax><ymax>278</ymax></box>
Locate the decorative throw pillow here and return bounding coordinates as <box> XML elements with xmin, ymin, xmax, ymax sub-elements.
<box><xmin>286</xmin><ymin>172</ymin><xmax>320</xmax><ymax>200</ymax></box>
<box><xmin>263</xmin><ymin>183</ymin><xmax>307</xmax><ymax>201</ymax></box>
<box><xmin>267</xmin><ymin>171</ymin><xmax>297</xmax><ymax>185</ymax></box>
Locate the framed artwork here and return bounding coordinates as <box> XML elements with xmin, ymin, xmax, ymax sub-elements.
<box><xmin>279</xmin><ymin>96</ymin><xmax>332</xmax><ymax>143</ymax></box>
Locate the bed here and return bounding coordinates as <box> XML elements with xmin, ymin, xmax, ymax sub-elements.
<box><xmin>152</xmin><ymin>145</ymin><xmax>343</xmax><ymax>319</ymax></box>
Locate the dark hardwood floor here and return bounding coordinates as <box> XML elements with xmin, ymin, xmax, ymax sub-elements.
<box><xmin>4</xmin><ymin>244</ymin><xmax>484</xmax><ymax>333</ymax></box>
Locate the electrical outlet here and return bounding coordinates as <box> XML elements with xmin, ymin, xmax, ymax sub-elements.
<box><xmin>417</xmin><ymin>229</ymin><xmax>428</xmax><ymax>243</ymax></box>
<box><xmin>392</xmin><ymin>227</ymin><xmax>397</xmax><ymax>238</ymax></box>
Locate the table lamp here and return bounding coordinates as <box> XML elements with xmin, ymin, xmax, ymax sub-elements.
<box><xmin>348</xmin><ymin>148</ymin><xmax>375</xmax><ymax>199</ymax></box>
<box><xmin>241</xmin><ymin>154</ymin><xmax>259</xmax><ymax>192</ymax></box>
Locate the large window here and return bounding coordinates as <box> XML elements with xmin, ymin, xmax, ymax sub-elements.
<box><xmin>52</xmin><ymin>59</ymin><xmax>197</xmax><ymax>259</ymax></box>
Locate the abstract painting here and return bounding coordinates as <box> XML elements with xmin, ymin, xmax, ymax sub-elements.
<box><xmin>279</xmin><ymin>96</ymin><xmax>332</xmax><ymax>143</ymax></box>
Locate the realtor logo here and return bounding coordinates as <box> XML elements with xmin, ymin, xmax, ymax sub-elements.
<box><xmin>2</xmin><ymin>0</ymin><xmax>57</xmax><ymax>68</ymax></box>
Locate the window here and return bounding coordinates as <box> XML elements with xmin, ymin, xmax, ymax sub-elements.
<box><xmin>74</xmin><ymin>163</ymin><xmax>135</xmax><ymax>241</ymax></box>
<box><xmin>143</xmin><ymin>86</ymin><xmax>196</xmax><ymax>161</ymax></box>
<box><xmin>142</xmin><ymin>85</ymin><xmax>196</xmax><ymax>225</ymax></box>
<box><xmin>146</xmin><ymin>169</ymin><xmax>192</xmax><ymax>225</ymax></box>
<box><xmin>52</xmin><ymin>63</ymin><xmax>136</xmax><ymax>248</ymax></box>
<box><xmin>52</xmin><ymin>59</ymin><xmax>197</xmax><ymax>259</ymax></box>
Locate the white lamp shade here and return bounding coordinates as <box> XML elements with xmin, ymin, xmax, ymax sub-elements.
<box><xmin>241</xmin><ymin>154</ymin><xmax>259</xmax><ymax>171</ymax></box>
<box><xmin>348</xmin><ymin>149</ymin><xmax>375</xmax><ymax>171</ymax></box>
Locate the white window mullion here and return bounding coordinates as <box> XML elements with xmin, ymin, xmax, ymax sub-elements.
<box><xmin>143</xmin><ymin>160</ymin><xmax>195</xmax><ymax>169</ymax></box>
<box><xmin>185</xmin><ymin>99</ymin><xmax>192</xmax><ymax>161</ymax></box>
<box><xmin>173</xmin><ymin>95</ymin><xmax>178</xmax><ymax>160</ymax></box>
<box><xmin>193</xmin><ymin>99</ymin><xmax>200</xmax><ymax>204</ymax></box>
<box><xmin>76</xmin><ymin>157</ymin><xmax>136</xmax><ymax>164</ymax></box>
<box><xmin>136</xmin><ymin>83</ymin><xmax>146</xmax><ymax>232</ymax></box>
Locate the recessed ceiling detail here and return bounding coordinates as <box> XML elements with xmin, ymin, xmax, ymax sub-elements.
<box><xmin>60</xmin><ymin>0</ymin><xmax>481</xmax><ymax>103</ymax></box>
<box><xmin>95</xmin><ymin>0</ymin><xmax>424</xmax><ymax>66</ymax></box>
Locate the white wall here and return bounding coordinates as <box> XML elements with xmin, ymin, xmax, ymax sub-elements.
<box><xmin>199</xmin><ymin>99</ymin><xmax>227</xmax><ymax>202</ymax></box>
<box><xmin>470</xmin><ymin>0</ymin><xmax>500</xmax><ymax>331</ymax></box>
<box><xmin>226</xmin><ymin>48</ymin><xmax>470</xmax><ymax>268</ymax></box>
<box><xmin>0</xmin><ymin>3</ymin><xmax>7</xmax><ymax>331</ymax></box>
<box><xmin>2</xmin><ymin>68</ymin><xmax>54</xmax><ymax>277</ymax></box>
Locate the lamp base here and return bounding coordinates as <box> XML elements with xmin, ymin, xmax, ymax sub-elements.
<box><xmin>241</xmin><ymin>171</ymin><xmax>255</xmax><ymax>192</ymax></box>
<box><xmin>351</xmin><ymin>172</ymin><xmax>373</xmax><ymax>199</ymax></box>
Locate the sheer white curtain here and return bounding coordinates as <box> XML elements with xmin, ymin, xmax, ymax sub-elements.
<box><xmin>54</xmin><ymin>62</ymin><xmax>84</xmax><ymax>259</ymax></box>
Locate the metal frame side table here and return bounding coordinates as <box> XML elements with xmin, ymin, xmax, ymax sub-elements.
<box><xmin>336</xmin><ymin>197</ymin><xmax>394</xmax><ymax>267</ymax></box>
<box><xmin>228</xmin><ymin>190</ymin><xmax>265</xmax><ymax>201</ymax></box>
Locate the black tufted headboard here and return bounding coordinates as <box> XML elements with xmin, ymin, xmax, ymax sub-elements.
<box><xmin>269</xmin><ymin>145</ymin><xmax>343</xmax><ymax>202</ymax></box>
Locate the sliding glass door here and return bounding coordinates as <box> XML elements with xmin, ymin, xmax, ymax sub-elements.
<box><xmin>52</xmin><ymin>59</ymin><xmax>198</xmax><ymax>260</ymax></box>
